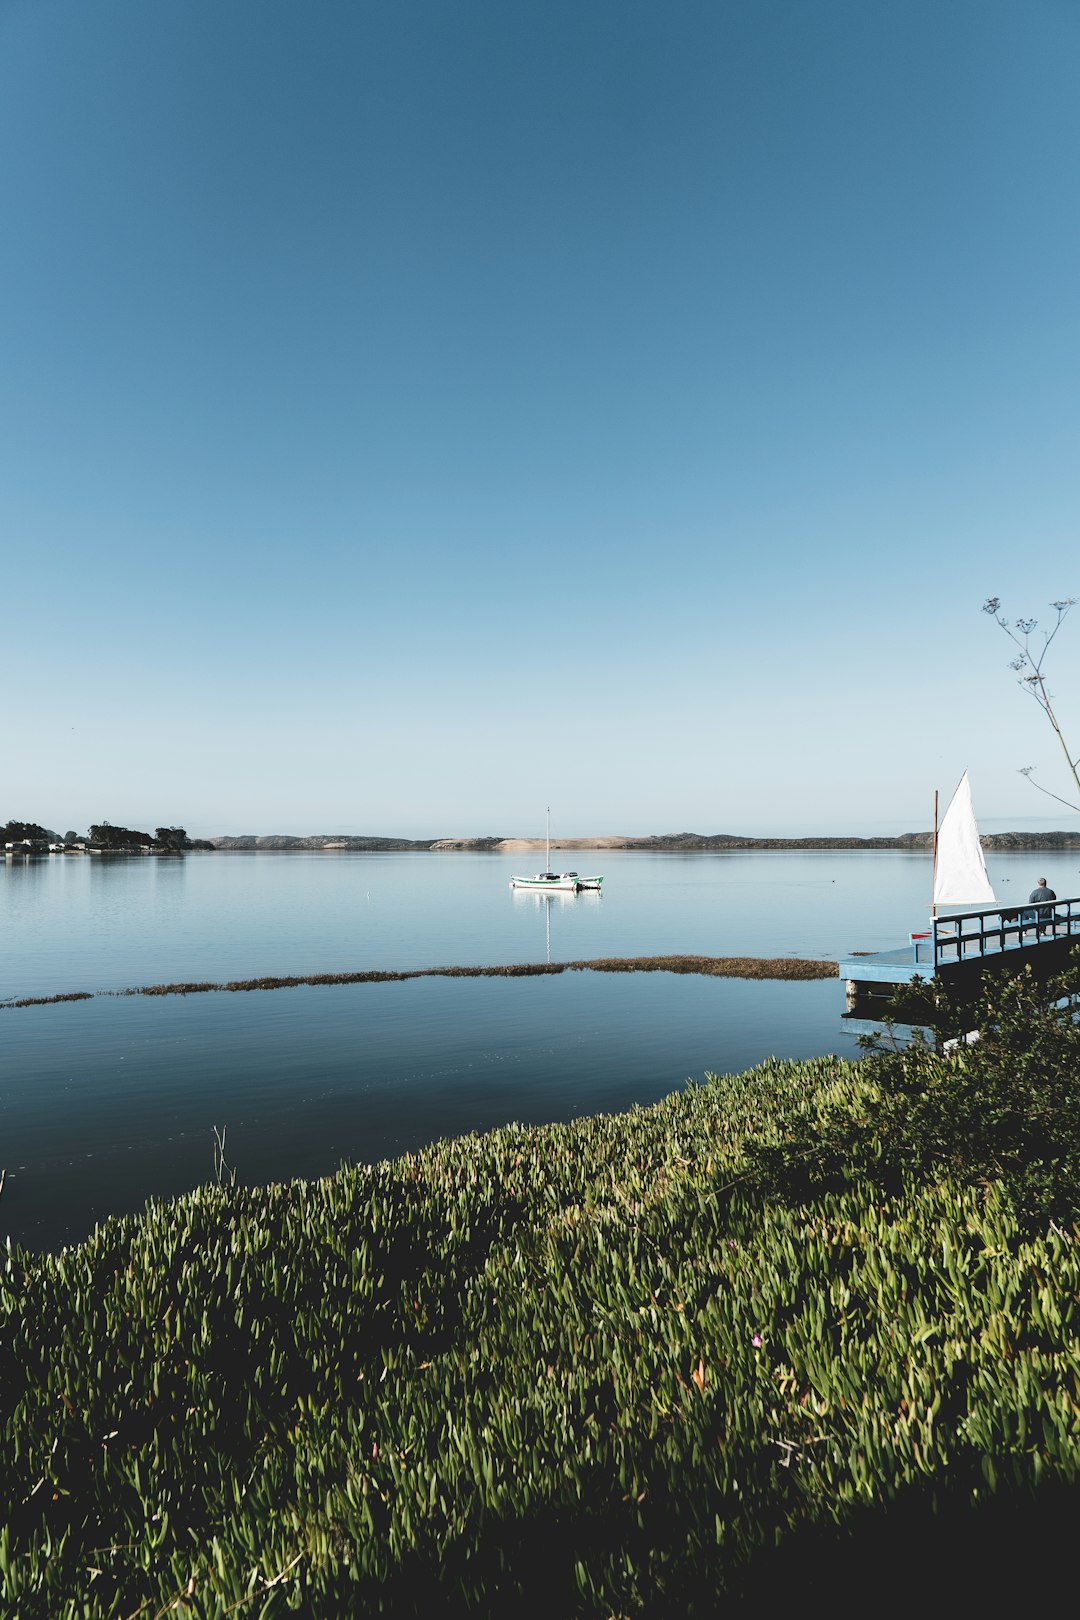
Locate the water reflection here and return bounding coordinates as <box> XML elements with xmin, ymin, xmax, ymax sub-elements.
<box><xmin>1</xmin><ymin>853</ymin><xmax>48</xmax><ymax>880</ymax></box>
<box><xmin>510</xmin><ymin>886</ymin><xmax>602</xmax><ymax>962</ymax></box>
<box><xmin>1</xmin><ymin>973</ymin><xmax>860</xmax><ymax>1252</ymax></box>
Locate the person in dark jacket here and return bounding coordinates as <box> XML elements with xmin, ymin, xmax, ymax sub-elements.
<box><xmin>1027</xmin><ymin>877</ymin><xmax>1057</xmax><ymax>935</ymax></box>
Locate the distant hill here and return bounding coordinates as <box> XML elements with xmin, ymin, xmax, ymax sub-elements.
<box><xmin>208</xmin><ymin>830</ymin><xmax>1080</xmax><ymax>852</ymax></box>
<box><xmin>210</xmin><ymin>835</ymin><xmax>437</xmax><ymax>851</ymax></box>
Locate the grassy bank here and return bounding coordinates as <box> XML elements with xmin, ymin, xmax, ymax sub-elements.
<box><xmin>3</xmin><ymin>968</ymin><xmax>1080</xmax><ymax>1615</ymax></box>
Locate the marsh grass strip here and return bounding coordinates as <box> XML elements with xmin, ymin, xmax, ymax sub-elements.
<box><xmin>0</xmin><ymin>954</ymin><xmax>838</xmax><ymax>1008</ymax></box>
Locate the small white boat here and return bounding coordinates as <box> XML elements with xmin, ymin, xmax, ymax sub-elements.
<box><xmin>510</xmin><ymin>870</ymin><xmax>586</xmax><ymax>893</ymax></box>
<box><xmin>510</xmin><ymin>810</ymin><xmax>603</xmax><ymax>894</ymax></box>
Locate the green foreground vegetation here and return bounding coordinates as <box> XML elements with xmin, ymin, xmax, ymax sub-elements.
<box><xmin>4</xmin><ymin>966</ymin><xmax>1080</xmax><ymax>1615</ymax></box>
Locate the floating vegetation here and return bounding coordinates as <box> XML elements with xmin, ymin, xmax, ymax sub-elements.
<box><xmin>0</xmin><ymin>953</ymin><xmax>838</xmax><ymax>1009</ymax></box>
<box><xmin>0</xmin><ymin>990</ymin><xmax>94</xmax><ymax>1008</ymax></box>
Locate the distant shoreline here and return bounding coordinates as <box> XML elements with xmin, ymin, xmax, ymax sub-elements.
<box><xmin>205</xmin><ymin>830</ymin><xmax>1080</xmax><ymax>852</ymax></box>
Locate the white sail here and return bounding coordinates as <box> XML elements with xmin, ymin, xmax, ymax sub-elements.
<box><xmin>932</xmin><ymin>771</ymin><xmax>995</xmax><ymax>906</ymax></box>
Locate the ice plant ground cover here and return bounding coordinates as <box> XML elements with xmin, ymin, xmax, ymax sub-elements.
<box><xmin>3</xmin><ymin>963</ymin><xmax>1080</xmax><ymax>1615</ymax></box>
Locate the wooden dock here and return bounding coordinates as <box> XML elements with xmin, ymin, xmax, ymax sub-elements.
<box><xmin>838</xmin><ymin>897</ymin><xmax>1080</xmax><ymax>1018</ymax></box>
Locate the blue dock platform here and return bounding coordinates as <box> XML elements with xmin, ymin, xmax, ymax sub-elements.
<box><xmin>839</xmin><ymin>897</ymin><xmax>1080</xmax><ymax>1011</ymax></box>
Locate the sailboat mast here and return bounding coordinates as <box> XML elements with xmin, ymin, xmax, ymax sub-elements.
<box><xmin>931</xmin><ymin>789</ymin><xmax>939</xmax><ymax>919</ymax></box>
<box><xmin>546</xmin><ymin>806</ymin><xmax>550</xmax><ymax>871</ymax></box>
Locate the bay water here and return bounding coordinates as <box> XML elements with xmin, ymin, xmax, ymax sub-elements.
<box><xmin>1</xmin><ymin>847</ymin><xmax>1066</xmax><ymax>1250</ymax></box>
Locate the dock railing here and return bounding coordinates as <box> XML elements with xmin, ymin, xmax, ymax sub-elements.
<box><xmin>931</xmin><ymin>896</ymin><xmax>1080</xmax><ymax>969</ymax></box>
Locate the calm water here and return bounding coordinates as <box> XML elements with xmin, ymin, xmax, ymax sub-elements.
<box><xmin>1</xmin><ymin>848</ymin><xmax>1066</xmax><ymax>1250</ymax></box>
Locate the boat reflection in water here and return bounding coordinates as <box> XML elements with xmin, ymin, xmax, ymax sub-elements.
<box><xmin>511</xmin><ymin>885</ymin><xmax>602</xmax><ymax>963</ymax></box>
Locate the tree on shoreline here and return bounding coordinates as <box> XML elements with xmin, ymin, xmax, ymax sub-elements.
<box><xmin>982</xmin><ymin>596</ymin><xmax>1080</xmax><ymax>813</ymax></box>
<box><xmin>90</xmin><ymin>821</ymin><xmax>153</xmax><ymax>848</ymax></box>
<box><xmin>154</xmin><ymin>826</ymin><xmax>190</xmax><ymax>851</ymax></box>
<box><xmin>2</xmin><ymin>819</ymin><xmax>51</xmax><ymax>841</ymax></box>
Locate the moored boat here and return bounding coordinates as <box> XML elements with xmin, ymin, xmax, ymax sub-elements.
<box><xmin>510</xmin><ymin>810</ymin><xmax>603</xmax><ymax>894</ymax></box>
<box><xmin>510</xmin><ymin>870</ymin><xmax>585</xmax><ymax>892</ymax></box>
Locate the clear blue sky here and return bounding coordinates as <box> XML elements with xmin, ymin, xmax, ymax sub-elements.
<box><xmin>3</xmin><ymin>0</ymin><xmax>1078</xmax><ymax>837</ymax></box>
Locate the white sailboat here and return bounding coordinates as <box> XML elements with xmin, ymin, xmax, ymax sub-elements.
<box><xmin>931</xmin><ymin>770</ymin><xmax>995</xmax><ymax>912</ymax></box>
<box><xmin>509</xmin><ymin>809</ymin><xmax>603</xmax><ymax>893</ymax></box>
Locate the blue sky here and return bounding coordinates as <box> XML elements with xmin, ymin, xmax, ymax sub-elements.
<box><xmin>2</xmin><ymin>0</ymin><xmax>1079</xmax><ymax>837</ymax></box>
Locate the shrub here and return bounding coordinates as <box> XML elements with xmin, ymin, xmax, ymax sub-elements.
<box><xmin>746</xmin><ymin>957</ymin><xmax>1080</xmax><ymax>1227</ymax></box>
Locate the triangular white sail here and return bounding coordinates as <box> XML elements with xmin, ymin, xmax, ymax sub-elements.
<box><xmin>932</xmin><ymin>771</ymin><xmax>995</xmax><ymax>907</ymax></box>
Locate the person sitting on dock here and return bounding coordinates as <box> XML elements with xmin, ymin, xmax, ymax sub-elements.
<box><xmin>1027</xmin><ymin>877</ymin><xmax>1057</xmax><ymax>935</ymax></box>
